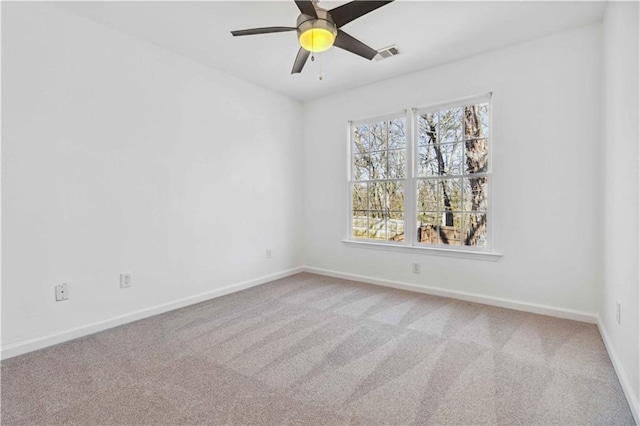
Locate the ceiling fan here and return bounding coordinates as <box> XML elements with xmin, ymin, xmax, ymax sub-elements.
<box><xmin>231</xmin><ymin>1</ymin><xmax>394</xmax><ymax>74</ymax></box>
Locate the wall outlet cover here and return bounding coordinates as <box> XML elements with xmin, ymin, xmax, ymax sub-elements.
<box><xmin>120</xmin><ymin>272</ymin><xmax>132</xmax><ymax>288</ymax></box>
<box><xmin>55</xmin><ymin>283</ymin><xmax>69</xmax><ymax>301</ymax></box>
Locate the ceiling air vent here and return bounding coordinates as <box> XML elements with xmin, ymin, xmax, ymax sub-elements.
<box><xmin>375</xmin><ymin>45</ymin><xmax>400</xmax><ymax>61</ymax></box>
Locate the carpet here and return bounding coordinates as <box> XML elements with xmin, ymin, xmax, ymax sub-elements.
<box><xmin>1</xmin><ymin>272</ymin><xmax>634</xmax><ymax>425</ymax></box>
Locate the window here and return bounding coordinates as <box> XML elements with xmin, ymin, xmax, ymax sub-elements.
<box><xmin>351</xmin><ymin>115</ymin><xmax>407</xmax><ymax>242</ymax></box>
<box><xmin>348</xmin><ymin>94</ymin><xmax>492</xmax><ymax>254</ymax></box>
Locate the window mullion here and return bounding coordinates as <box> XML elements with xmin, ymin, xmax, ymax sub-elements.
<box><xmin>347</xmin><ymin>121</ymin><xmax>353</xmax><ymax>240</ymax></box>
<box><xmin>461</xmin><ymin>115</ymin><xmax>467</xmax><ymax>245</ymax></box>
<box><xmin>406</xmin><ymin>108</ymin><xmax>417</xmax><ymax>247</ymax></box>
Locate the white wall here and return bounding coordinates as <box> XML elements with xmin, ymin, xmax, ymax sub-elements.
<box><xmin>1</xmin><ymin>3</ymin><xmax>302</xmax><ymax>350</ymax></box>
<box><xmin>302</xmin><ymin>24</ymin><xmax>603</xmax><ymax>316</ymax></box>
<box><xmin>4</xmin><ymin>6</ymin><xmax>635</xmax><ymax>405</ymax></box>
<box><xmin>601</xmin><ymin>0</ymin><xmax>640</xmax><ymax>414</ymax></box>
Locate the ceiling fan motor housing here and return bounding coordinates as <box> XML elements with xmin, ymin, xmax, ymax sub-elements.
<box><xmin>297</xmin><ymin>9</ymin><xmax>337</xmax><ymax>53</ymax></box>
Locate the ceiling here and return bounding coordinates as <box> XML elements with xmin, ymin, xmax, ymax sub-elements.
<box><xmin>55</xmin><ymin>1</ymin><xmax>607</xmax><ymax>101</ymax></box>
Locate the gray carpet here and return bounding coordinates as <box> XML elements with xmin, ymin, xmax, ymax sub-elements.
<box><xmin>1</xmin><ymin>272</ymin><xmax>635</xmax><ymax>425</ymax></box>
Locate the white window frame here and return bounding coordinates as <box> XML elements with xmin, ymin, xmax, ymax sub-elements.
<box><xmin>344</xmin><ymin>93</ymin><xmax>501</xmax><ymax>261</ymax></box>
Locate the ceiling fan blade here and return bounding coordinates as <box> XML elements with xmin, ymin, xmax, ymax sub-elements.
<box><xmin>333</xmin><ymin>29</ymin><xmax>378</xmax><ymax>60</ymax></box>
<box><xmin>329</xmin><ymin>1</ymin><xmax>394</xmax><ymax>28</ymax></box>
<box><xmin>291</xmin><ymin>47</ymin><xmax>310</xmax><ymax>74</ymax></box>
<box><xmin>231</xmin><ymin>27</ymin><xmax>296</xmax><ymax>36</ymax></box>
<box><xmin>294</xmin><ymin>0</ymin><xmax>317</xmax><ymax>18</ymax></box>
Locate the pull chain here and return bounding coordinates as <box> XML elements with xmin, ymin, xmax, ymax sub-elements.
<box><xmin>311</xmin><ymin>29</ymin><xmax>315</xmax><ymax>62</ymax></box>
<box><xmin>308</xmin><ymin>30</ymin><xmax>323</xmax><ymax>80</ymax></box>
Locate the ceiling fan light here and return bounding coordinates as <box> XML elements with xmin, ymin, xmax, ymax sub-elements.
<box><xmin>299</xmin><ymin>27</ymin><xmax>335</xmax><ymax>52</ymax></box>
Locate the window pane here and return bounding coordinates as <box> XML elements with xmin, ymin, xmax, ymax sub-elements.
<box><xmin>388</xmin><ymin>212</ymin><xmax>404</xmax><ymax>241</ymax></box>
<box><xmin>353</xmin><ymin>124</ymin><xmax>370</xmax><ymax>153</ymax></box>
<box><xmin>417</xmin><ymin>146</ymin><xmax>438</xmax><ymax>177</ymax></box>
<box><xmin>417</xmin><ymin>180</ymin><xmax>438</xmax><ymax>212</ymax></box>
<box><xmin>439</xmin><ymin>142</ymin><xmax>463</xmax><ymax>175</ymax></box>
<box><xmin>438</xmin><ymin>212</ymin><xmax>462</xmax><ymax>245</ymax></box>
<box><xmin>369</xmin><ymin>151</ymin><xmax>387</xmax><ymax>179</ymax></box>
<box><xmin>418</xmin><ymin>212</ymin><xmax>440</xmax><ymax>225</ymax></box>
<box><xmin>439</xmin><ymin>108</ymin><xmax>463</xmax><ymax>142</ymax></box>
<box><xmin>463</xmin><ymin>213</ymin><xmax>487</xmax><ymax>247</ymax></box>
<box><xmin>389</xmin><ymin>118</ymin><xmax>406</xmax><ymax>149</ymax></box>
<box><xmin>352</xmin><ymin>182</ymin><xmax>368</xmax><ymax>211</ymax></box>
<box><xmin>418</xmin><ymin>113</ymin><xmax>437</xmax><ymax>147</ymax></box>
<box><xmin>417</xmin><ymin>144</ymin><xmax>462</xmax><ymax>177</ymax></box>
<box><xmin>370</xmin><ymin>122</ymin><xmax>387</xmax><ymax>151</ymax></box>
<box><xmin>388</xmin><ymin>149</ymin><xmax>406</xmax><ymax>179</ymax></box>
<box><xmin>463</xmin><ymin>177</ymin><xmax>488</xmax><ymax>212</ymax></box>
<box><xmin>464</xmin><ymin>104</ymin><xmax>489</xmax><ymax>139</ymax></box>
<box><xmin>437</xmin><ymin>179</ymin><xmax>462</xmax><ymax>212</ymax></box>
<box><xmin>417</xmin><ymin>213</ymin><xmax>440</xmax><ymax>244</ymax></box>
<box><xmin>352</xmin><ymin>211</ymin><xmax>368</xmax><ymax>239</ymax></box>
<box><xmin>368</xmin><ymin>211</ymin><xmax>386</xmax><ymax>240</ymax></box>
<box><xmin>478</xmin><ymin>104</ymin><xmax>489</xmax><ymax>138</ymax></box>
<box><xmin>352</xmin><ymin>154</ymin><xmax>370</xmax><ymax>180</ymax></box>
<box><xmin>368</xmin><ymin>182</ymin><xmax>386</xmax><ymax>211</ymax></box>
<box><xmin>465</xmin><ymin>139</ymin><xmax>488</xmax><ymax>174</ymax></box>
<box><xmin>387</xmin><ymin>181</ymin><xmax>404</xmax><ymax>211</ymax></box>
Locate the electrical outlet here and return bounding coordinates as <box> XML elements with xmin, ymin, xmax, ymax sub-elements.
<box><xmin>412</xmin><ymin>263</ymin><xmax>420</xmax><ymax>274</ymax></box>
<box><xmin>266</xmin><ymin>249</ymin><xmax>272</xmax><ymax>259</ymax></box>
<box><xmin>55</xmin><ymin>283</ymin><xmax>69</xmax><ymax>301</ymax></box>
<box><xmin>120</xmin><ymin>272</ymin><xmax>132</xmax><ymax>288</ymax></box>
<box><xmin>616</xmin><ymin>301</ymin><xmax>621</xmax><ymax>324</ymax></box>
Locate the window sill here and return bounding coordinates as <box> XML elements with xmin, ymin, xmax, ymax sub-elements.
<box><xmin>341</xmin><ymin>239</ymin><xmax>502</xmax><ymax>261</ymax></box>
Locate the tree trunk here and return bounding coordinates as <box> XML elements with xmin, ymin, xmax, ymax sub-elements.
<box><xmin>464</xmin><ymin>106</ymin><xmax>487</xmax><ymax>246</ymax></box>
<box><xmin>425</xmin><ymin>118</ymin><xmax>454</xmax><ymax>227</ymax></box>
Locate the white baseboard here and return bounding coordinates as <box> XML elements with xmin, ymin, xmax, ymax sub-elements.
<box><xmin>1</xmin><ymin>267</ymin><xmax>304</xmax><ymax>360</ymax></box>
<box><xmin>303</xmin><ymin>266</ymin><xmax>598</xmax><ymax>324</ymax></box>
<box><xmin>597</xmin><ymin>316</ymin><xmax>640</xmax><ymax>424</ymax></box>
